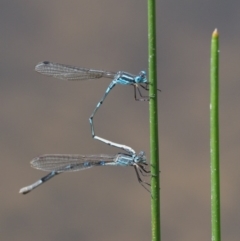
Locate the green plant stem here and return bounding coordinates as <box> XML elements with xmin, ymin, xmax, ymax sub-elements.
<box><xmin>148</xmin><ymin>0</ymin><xmax>160</xmax><ymax>241</ymax></box>
<box><xmin>210</xmin><ymin>28</ymin><xmax>221</xmax><ymax>241</ymax></box>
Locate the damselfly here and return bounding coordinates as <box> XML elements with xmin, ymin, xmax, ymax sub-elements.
<box><xmin>35</xmin><ymin>61</ymin><xmax>149</xmax><ymax>146</ymax></box>
<box><xmin>19</xmin><ymin>151</ymin><xmax>150</xmax><ymax>194</ymax></box>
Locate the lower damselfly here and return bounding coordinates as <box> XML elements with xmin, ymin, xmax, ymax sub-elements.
<box><xmin>19</xmin><ymin>151</ymin><xmax>150</xmax><ymax>194</ymax></box>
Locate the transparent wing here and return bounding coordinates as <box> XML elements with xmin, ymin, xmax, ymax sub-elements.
<box><xmin>30</xmin><ymin>154</ymin><xmax>117</xmax><ymax>172</ymax></box>
<box><xmin>35</xmin><ymin>61</ymin><xmax>116</xmax><ymax>81</ymax></box>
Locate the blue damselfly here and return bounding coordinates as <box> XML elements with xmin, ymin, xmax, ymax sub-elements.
<box><xmin>35</xmin><ymin>61</ymin><xmax>149</xmax><ymax>147</ymax></box>
<box><xmin>19</xmin><ymin>151</ymin><xmax>150</xmax><ymax>194</ymax></box>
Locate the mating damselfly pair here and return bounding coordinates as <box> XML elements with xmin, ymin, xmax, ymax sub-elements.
<box><xmin>19</xmin><ymin>61</ymin><xmax>152</xmax><ymax>194</ymax></box>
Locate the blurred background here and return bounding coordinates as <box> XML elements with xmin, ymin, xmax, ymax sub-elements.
<box><xmin>1</xmin><ymin>0</ymin><xmax>240</xmax><ymax>240</ymax></box>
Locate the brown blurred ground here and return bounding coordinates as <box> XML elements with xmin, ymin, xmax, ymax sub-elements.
<box><xmin>1</xmin><ymin>1</ymin><xmax>240</xmax><ymax>241</ymax></box>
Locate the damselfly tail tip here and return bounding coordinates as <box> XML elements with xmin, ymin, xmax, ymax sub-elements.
<box><xmin>19</xmin><ymin>186</ymin><xmax>31</xmax><ymax>195</ymax></box>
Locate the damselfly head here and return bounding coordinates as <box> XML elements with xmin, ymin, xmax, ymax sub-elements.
<box><xmin>134</xmin><ymin>151</ymin><xmax>147</xmax><ymax>164</ymax></box>
<box><xmin>135</xmin><ymin>71</ymin><xmax>147</xmax><ymax>84</ymax></box>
